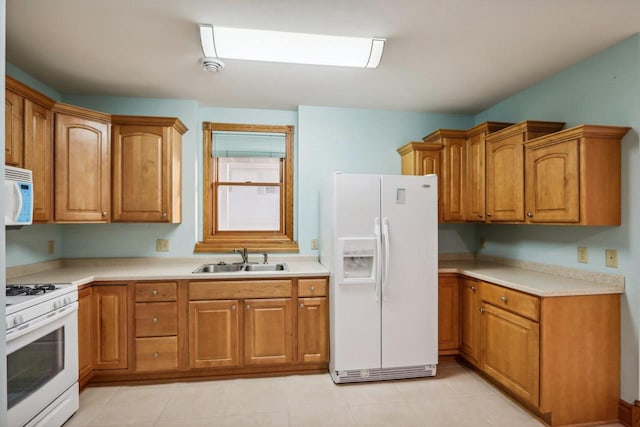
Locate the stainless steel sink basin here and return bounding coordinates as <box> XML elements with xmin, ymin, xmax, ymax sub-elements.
<box><xmin>193</xmin><ymin>263</ymin><xmax>245</xmax><ymax>273</ymax></box>
<box><xmin>243</xmin><ymin>263</ymin><xmax>287</xmax><ymax>272</ymax></box>
<box><xmin>193</xmin><ymin>263</ymin><xmax>288</xmax><ymax>273</ymax></box>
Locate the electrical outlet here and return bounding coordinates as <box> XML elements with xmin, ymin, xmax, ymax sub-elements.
<box><xmin>605</xmin><ymin>249</ymin><xmax>618</xmax><ymax>268</ymax></box>
<box><xmin>156</xmin><ymin>239</ymin><xmax>169</xmax><ymax>252</ymax></box>
<box><xmin>479</xmin><ymin>237</ymin><xmax>486</xmax><ymax>249</ymax></box>
<box><xmin>577</xmin><ymin>246</ymin><xmax>588</xmax><ymax>263</ymax></box>
<box><xmin>47</xmin><ymin>240</ymin><xmax>55</xmax><ymax>255</ymax></box>
<box><xmin>311</xmin><ymin>239</ymin><xmax>319</xmax><ymax>250</ymax></box>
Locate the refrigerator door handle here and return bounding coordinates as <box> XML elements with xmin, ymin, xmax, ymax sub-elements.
<box><xmin>382</xmin><ymin>217</ymin><xmax>390</xmax><ymax>294</ymax></box>
<box><xmin>374</xmin><ymin>217</ymin><xmax>382</xmax><ymax>302</ymax></box>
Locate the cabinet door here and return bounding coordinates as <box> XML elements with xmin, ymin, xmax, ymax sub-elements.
<box><xmin>54</xmin><ymin>113</ymin><xmax>110</xmax><ymax>222</ymax></box>
<box><xmin>244</xmin><ymin>298</ymin><xmax>293</xmax><ymax>365</ymax></box>
<box><xmin>481</xmin><ymin>303</ymin><xmax>539</xmax><ymax>406</ymax></box>
<box><xmin>5</xmin><ymin>89</ymin><xmax>24</xmax><ymax>167</ymax></box>
<box><xmin>460</xmin><ymin>278</ymin><xmax>480</xmax><ymax>366</ymax></box>
<box><xmin>93</xmin><ymin>285</ymin><xmax>128</xmax><ymax>370</ymax></box>
<box><xmin>486</xmin><ymin>134</ymin><xmax>524</xmax><ymax>222</ymax></box>
<box><xmin>188</xmin><ymin>300</ymin><xmax>240</xmax><ymax>368</ymax></box>
<box><xmin>78</xmin><ymin>287</ymin><xmax>93</xmax><ymax>387</ymax></box>
<box><xmin>524</xmin><ymin>138</ymin><xmax>579</xmax><ymax>223</ymax></box>
<box><xmin>23</xmin><ymin>100</ymin><xmax>53</xmax><ymax>222</ymax></box>
<box><xmin>465</xmin><ymin>133</ymin><xmax>486</xmax><ymax>222</ymax></box>
<box><xmin>112</xmin><ymin>124</ymin><xmax>170</xmax><ymax>222</ymax></box>
<box><xmin>418</xmin><ymin>149</ymin><xmax>441</xmax><ymax>176</ymax></box>
<box><xmin>298</xmin><ymin>297</ymin><xmax>328</xmax><ymax>363</ymax></box>
<box><xmin>438</xmin><ymin>276</ymin><xmax>460</xmax><ymax>353</ymax></box>
<box><xmin>442</xmin><ymin>138</ymin><xmax>465</xmax><ymax>222</ymax></box>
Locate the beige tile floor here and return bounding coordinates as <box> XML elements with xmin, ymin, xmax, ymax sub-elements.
<box><xmin>64</xmin><ymin>360</ymin><xmax>625</xmax><ymax>427</ymax></box>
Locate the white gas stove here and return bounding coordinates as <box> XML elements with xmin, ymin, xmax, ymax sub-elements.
<box><xmin>5</xmin><ymin>282</ymin><xmax>79</xmax><ymax>427</ymax></box>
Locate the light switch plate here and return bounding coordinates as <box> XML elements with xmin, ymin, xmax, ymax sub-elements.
<box><xmin>605</xmin><ymin>249</ymin><xmax>618</xmax><ymax>268</ymax></box>
<box><xmin>156</xmin><ymin>239</ymin><xmax>169</xmax><ymax>252</ymax></box>
<box><xmin>577</xmin><ymin>246</ymin><xmax>588</xmax><ymax>263</ymax></box>
<box><xmin>311</xmin><ymin>239</ymin><xmax>319</xmax><ymax>250</ymax></box>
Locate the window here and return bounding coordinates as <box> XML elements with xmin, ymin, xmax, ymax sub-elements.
<box><xmin>195</xmin><ymin>122</ymin><xmax>298</xmax><ymax>252</ymax></box>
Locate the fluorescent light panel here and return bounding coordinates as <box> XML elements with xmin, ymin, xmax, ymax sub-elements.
<box><xmin>199</xmin><ymin>24</ymin><xmax>385</xmax><ymax>69</ymax></box>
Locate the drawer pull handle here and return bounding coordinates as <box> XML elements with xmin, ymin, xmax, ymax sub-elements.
<box><xmin>500</xmin><ymin>296</ymin><xmax>508</xmax><ymax>303</ymax></box>
<box><xmin>152</xmin><ymin>289</ymin><xmax>158</xmax><ymax>296</ymax></box>
<box><xmin>527</xmin><ymin>212</ymin><xmax>533</xmax><ymax>218</ymax></box>
<box><xmin>162</xmin><ymin>212</ymin><xmax>167</xmax><ymax>218</ymax></box>
<box><xmin>480</xmin><ymin>307</ymin><xmax>485</xmax><ymax>314</ymax></box>
<box><xmin>310</xmin><ymin>286</ymin><xmax>315</xmax><ymax>292</ymax></box>
<box><xmin>153</xmin><ymin>352</ymin><xmax>159</xmax><ymax>359</ymax></box>
<box><xmin>471</xmin><ymin>286</ymin><xmax>476</xmax><ymax>292</ymax></box>
<box><xmin>246</xmin><ymin>304</ymin><xmax>250</xmax><ymax>310</ymax></box>
<box><xmin>152</xmin><ymin>317</ymin><xmax>158</xmax><ymax>323</ymax></box>
<box><xmin>299</xmin><ymin>303</ymin><xmax>304</xmax><ymax>308</ymax></box>
<box><xmin>231</xmin><ymin>305</ymin><xmax>236</xmax><ymax>310</ymax></box>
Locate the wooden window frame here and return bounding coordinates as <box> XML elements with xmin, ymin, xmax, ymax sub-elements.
<box><xmin>194</xmin><ymin>122</ymin><xmax>298</xmax><ymax>253</ymax></box>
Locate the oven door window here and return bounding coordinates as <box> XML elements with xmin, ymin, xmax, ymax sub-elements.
<box><xmin>7</xmin><ymin>327</ymin><xmax>65</xmax><ymax>409</ymax></box>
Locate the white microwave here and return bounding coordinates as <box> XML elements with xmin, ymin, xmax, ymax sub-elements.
<box><xmin>4</xmin><ymin>166</ymin><xmax>33</xmax><ymax>226</ymax></box>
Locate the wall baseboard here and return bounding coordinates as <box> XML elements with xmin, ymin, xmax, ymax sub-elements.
<box><xmin>619</xmin><ymin>399</ymin><xmax>640</xmax><ymax>427</ymax></box>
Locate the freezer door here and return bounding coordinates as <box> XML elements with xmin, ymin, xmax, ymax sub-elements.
<box><xmin>380</xmin><ymin>174</ymin><xmax>438</xmax><ymax>368</ymax></box>
<box><xmin>332</xmin><ymin>174</ymin><xmax>382</xmax><ymax>371</ymax></box>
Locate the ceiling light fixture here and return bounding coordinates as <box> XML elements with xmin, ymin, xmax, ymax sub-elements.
<box><xmin>198</xmin><ymin>24</ymin><xmax>385</xmax><ymax>69</ymax></box>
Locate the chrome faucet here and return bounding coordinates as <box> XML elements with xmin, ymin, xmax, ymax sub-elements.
<box><xmin>234</xmin><ymin>247</ymin><xmax>249</xmax><ymax>264</ymax></box>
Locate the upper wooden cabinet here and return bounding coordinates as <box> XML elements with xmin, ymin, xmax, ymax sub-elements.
<box><xmin>6</xmin><ymin>77</ymin><xmax>56</xmax><ymax>222</ymax></box>
<box><xmin>465</xmin><ymin>122</ymin><xmax>513</xmax><ymax>222</ymax></box>
<box><xmin>485</xmin><ymin>121</ymin><xmax>565</xmax><ymax>223</ymax></box>
<box><xmin>423</xmin><ymin>130</ymin><xmax>468</xmax><ymax>222</ymax></box>
<box><xmin>5</xmin><ymin>88</ymin><xmax>24</xmax><ymax>167</ymax></box>
<box><xmin>111</xmin><ymin>116</ymin><xmax>186</xmax><ymax>223</ymax></box>
<box><xmin>397</xmin><ymin>141</ymin><xmax>441</xmax><ymax>176</ymax></box>
<box><xmin>524</xmin><ymin>125</ymin><xmax>629</xmax><ymax>225</ymax></box>
<box><xmin>54</xmin><ymin>104</ymin><xmax>111</xmax><ymax>222</ymax></box>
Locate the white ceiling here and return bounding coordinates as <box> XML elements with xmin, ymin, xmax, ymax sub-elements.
<box><xmin>7</xmin><ymin>0</ymin><xmax>640</xmax><ymax>113</ymax></box>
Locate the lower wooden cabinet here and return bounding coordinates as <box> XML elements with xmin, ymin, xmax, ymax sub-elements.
<box><xmin>188</xmin><ymin>300</ymin><xmax>240</xmax><ymax>368</ymax></box>
<box><xmin>244</xmin><ymin>298</ymin><xmax>293</xmax><ymax>365</ymax></box>
<box><xmin>480</xmin><ymin>302</ymin><xmax>540</xmax><ymax>406</ymax></box>
<box><xmin>438</xmin><ymin>275</ymin><xmax>459</xmax><ymax>354</ymax></box>
<box><xmin>459</xmin><ymin>277</ymin><xmax>480</xmax><ymax>366</ymax></box>
<box><xmin>298</xmin><ymin>297</ymin><xmax>328</xmax><ymax>363</ymax></box>
<box><xmin>135</xmin><ymin>336</ymin><xmax>178</xmax><ymax>372</ymax></box>
<box><xmin>92</xmin><ymin>285</ymin><xmax>128</xmax><ymax>370</ymax></box>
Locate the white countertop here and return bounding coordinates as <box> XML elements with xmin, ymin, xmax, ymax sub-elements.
<box><xmin>7</xmin><ymin>257</ymin><xmax>623</xmax><ymax>297</ymax></box>
<box><xmin>439</xmin><ymin>260</ymin><xmax>624</xmax><ymax>297</ymax></box>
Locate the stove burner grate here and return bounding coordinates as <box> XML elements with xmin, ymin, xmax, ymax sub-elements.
<box><xmin>6</xmin><ymin>284</ymin><xmax>58</xmax><ymax>296</ymax></box>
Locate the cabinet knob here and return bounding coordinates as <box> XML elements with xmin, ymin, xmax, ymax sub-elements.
<box><xmin>152</xmin><ymin>289</ymin><xmax>158</xmax><ymax>296</ymax></box>
<box><xmin>162</xmin><ymin>212</ymin><xmax>167</xmax><ymax>218</ymax></box>
<box><xmin>102</xmin><ymin>211</ymin><xmax>108</xmax><ymax>217</ymax></box>
<box><xmin>471</xmin><ymin>286</ymin><xmax>476</xmax><ymax>292</ymax></box>
<box><xmin>486</xmin><ymin>213</ymin><xmax>492</xmax><ymax>218</ymax></box>
<box><xmin>310</xmin><ymin>286</ymin><xmax>315</xmax><ymax>292</ymax></box>
<box><xmin>299</xmin><ymin>303</ymin><xmax>304</xmax><ymax>308</ymax></box>
<box><xmin>153</xmin><ymin>352</ymin><xmax>159</xmax><ymax>359</ymax></box>
<box><xmin>480</xmin><ymin>307</ymin><xmax>485</xmax><ymax>314</ymax></box>
<box><xmin>246</xmin><ymin>304</ymin><xmax>250</xmax><ymax>310</ymax></box>
<box><xmin>231</xmin><ymin>305</ymin><xmax>236</xmax><ymax>310</ymax></box>
<box><xmin>152</xmin><ymin>317</ymin><xmax>158</xmax><ymax>323</ymax></box>
<box><xmin>477</xmin><ymin>214</ymin><xmax>483</xmax><ymax>218</ymax></box>
<box><xmin>527</xmin><ymin>212</ymin><xmax>533</xmax><ymax>218</ymax></box>
<box><xmin>500</xmin><ymin>296</ymin><xmax>508</xmax><ymax>303</ymax></box>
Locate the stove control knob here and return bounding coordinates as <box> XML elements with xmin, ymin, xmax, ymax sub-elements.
<box><xmin>12</xmin><ymin>316</ymin><xmax>23</xmax><ymax>326</ymax></box>
<box><xmin>64</xmin><ymin>296</ymin><xmax>71</xmax><ymax>305</ymax></box>
<box><xmin>53</xmin><ymin>300</ymin><xmax>61</xmax><ymax>309</ymax></box>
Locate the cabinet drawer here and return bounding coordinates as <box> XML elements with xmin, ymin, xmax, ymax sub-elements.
<box><xmin>189</xmin><ymin>280</ymin><xmax>292</xmax><ymax>300</ymax></box>
<box><xmin>135</xmin><ymin>336</ymin><xmax>178</xmax><ymax>372</ymax></box>
<box><xmin>135</xmin><ymin>282</ymin><xmax>177</xmax><ymax>302</ymax></box>
<box><xmin>298</xmin><ymin>279</ymin><xmax>327</xmax><ymax>297</ymax></box>
<box><xmin>480</xmin><ymin>281</ymin><xmax>540</xmax><ymax>321</ymax></box>
<box><xmin>135</xmin><ymin>302</ymin><xmax>177</xmax><ymax>337</ymax></box>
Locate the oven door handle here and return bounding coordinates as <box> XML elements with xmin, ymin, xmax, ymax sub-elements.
<box><xmin>6</xmin><ymin>302</ymin><xmax>78</xmax><ymax>342</ymax></box>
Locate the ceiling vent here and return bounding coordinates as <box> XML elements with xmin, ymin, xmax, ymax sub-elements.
<box><xmin>201</xmin><ymin>57</ymin><xmax>225</xmax><ymax>72</ymax></box>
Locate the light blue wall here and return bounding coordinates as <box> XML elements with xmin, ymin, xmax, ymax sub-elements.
<box><xmin>475</xmin><ymin>34</ymin><xmax>640</xmax><ymax>402</ymax></box>
<box><xmin>7</xmin><ymin>63</ymin><xmax>62</xmax><ymax>101</ymax></box>
<box><xmin>297</xmin><ymin>105</ymin><xmax>475</xmax><ymax>254</ymax></box>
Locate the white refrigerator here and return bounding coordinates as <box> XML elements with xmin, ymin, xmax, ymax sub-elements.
<box><xmin>320</xmin><ymin>173</ymin><xmax>438</xmax><ymax>383</ymax></box>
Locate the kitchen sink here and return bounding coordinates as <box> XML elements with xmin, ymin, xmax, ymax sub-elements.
<box><xmin>243</xmin><ymin>263</ymin><xmax>287</xmax><ymax>272</ymax></box>
<box><xmin>193</xmin><ymin>263</ymin><xmax>288</xmax><ymax>273</ymax></box>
